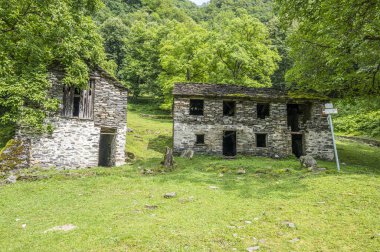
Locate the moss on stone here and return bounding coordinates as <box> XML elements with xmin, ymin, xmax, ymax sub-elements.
<box><xmin>0</xmin><ymin>139</ymin><xmax>28</xmax><ymax>172</ymax></box>
<box><xmin>287</xmin><ymin>91</ymin><xmax>329</xmax><ymax>100</ymax></box>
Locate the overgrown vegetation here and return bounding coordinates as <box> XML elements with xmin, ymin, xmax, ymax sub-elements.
<box><xmin>334</xmin><ymin>97</ymin><xmax>380</xmax><ymax>138</ymax></box>
<box><xmin>0</xmin><ymin>101</ymin><xmax>379</xmax><ymax>251</ymax></box>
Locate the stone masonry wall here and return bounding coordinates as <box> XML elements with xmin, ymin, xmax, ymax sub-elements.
<box><xmin>173</xmin><ymin>96</ymin><xmax>334</xmax><ymax>160</ymax></box>
<box><xmin>18</xmin><ymin>69</ymin><xmax>128</xmax><ymax>168</ymax></box>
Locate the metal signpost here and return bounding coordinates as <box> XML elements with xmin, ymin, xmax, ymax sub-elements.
<box><xmin>323</xmin><ymin>103</ymin><xmax>340</xmax><ymax>172</ymax></box>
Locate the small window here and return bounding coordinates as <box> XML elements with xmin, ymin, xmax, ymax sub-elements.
<box><xmin>196</xmin><ymin>134</ymin><xmax>205</xmax><ymax>144</ymax></box>
<box><xmin>257</xmin><ymin>103</ymin><xmax>270</xmax><ymax>119</ymax></box>
<box><xmin>256</xmin><ymin>134</ymin><xmax>267</xmax><ymax>147</ymax></box>
<box><xmin>73</xmin><ymin>88</ymin><xmax>81</xmax><ymax>117</ymax></box>
<box><xmin>223</xmin><ymin>101</ymin><xmax>236</xmax><ymax>116</ymax></box>
<box><xmin>190</xmin><ymin>99</ymin><xmax>204</xmax><ymax>115</ymax></box>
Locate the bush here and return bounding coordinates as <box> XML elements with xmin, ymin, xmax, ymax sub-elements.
<box><xmin>334</xmin><ymin>111</ymin><xmax>380</xmax><ymax>137</ymax></box>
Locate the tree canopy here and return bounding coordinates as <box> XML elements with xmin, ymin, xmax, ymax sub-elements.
<box><xmin>0</xmin><ymin>0</ymin><xmax>108</xmax><ymax>130</ymax></box>
<box><xmin>276</xmin><ymin>0</ymin><xmax>380</xmax><ymax>96</ymax></box>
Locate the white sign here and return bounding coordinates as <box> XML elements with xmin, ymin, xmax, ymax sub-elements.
<box><xmin>325</xmin><ymin>103</ymin><xmax>334</xmax><ymax>109</ymax></box>
<box><xmin>323</xmin><ymin>108</ymin><xmax>338</xmax><ymax>115</ymax></box>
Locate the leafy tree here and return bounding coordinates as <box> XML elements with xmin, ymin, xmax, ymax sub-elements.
<box><xmin>210</xmin><ymin>12</ymin><xmax>280</xmax><ymax>86</ymax></box>
<box><xmin>0</xmin><ymin>0</ymin><xmax>107</xmax><ymax>130</ymax></box>
<box><xmin>276</xmin><ymin>0</ymin><xmax>380</xmax><ymax>96</ymax></box>
<box><xmin>100</xmin><ymin>17</ymin><xmax>129</xmax><ymax>74</ymax></box>
<box><xmin>159</xmin><ymin>21</ymin><xmax>214</xmax><ymax>106</ymax></box>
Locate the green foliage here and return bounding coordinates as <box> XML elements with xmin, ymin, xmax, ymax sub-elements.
<box><xmin>276</xmin><ymin>0</ymin><xmax>380</xmax><ymax>96</ymax></box>
<box><xmin>334</xmin><ymin>97</ymin><xmax>380</xmax><ymax>137</ymax></box>
<box><xmin>0</xmin><ymin>125</ymin><xmax>14</xmax><ymax>150</ymax></box>
<box><xmin>0</xmin><ymin>0</ymin><xmax>107</xmax><ymax>130</ymax></box>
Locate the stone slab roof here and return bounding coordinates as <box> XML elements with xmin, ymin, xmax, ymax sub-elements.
<box><xmin>173</xmin><ymin>83</ymin><xmax>327</xmax><ymax>101</ymax></box>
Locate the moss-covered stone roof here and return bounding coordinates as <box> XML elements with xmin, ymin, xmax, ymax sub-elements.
<box><xmin>173</xmin><ymin>83</ymin><xmax>328</xmax><ymax>101</ymax></box>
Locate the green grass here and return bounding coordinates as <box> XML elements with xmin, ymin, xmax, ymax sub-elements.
<box><xmin>0</xmin><ymin>99</ymin><xmax>379</xmax><ymax>251</ymax></box>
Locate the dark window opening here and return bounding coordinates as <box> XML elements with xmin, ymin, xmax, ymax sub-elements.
<box><xmin>189</xmin><ymin>99</ymin><xmax>204</xmax><ymax>115</ymax></box>
<box><xmin>63</xmin><ymin>80</ymin><xmax>95</xmax><ymax>119</ymax></box>
<box><xmin>73</xmin><ymin>96</ymin><xmax>80</xmax><ymax>117</ymax></box>
<box><xmin>196</xmin><ymin>134</ymin><xmax>205</xmax><ymax>144</ymax></box>
<box><xmin>223</xmin><ymin>101</ymin><xmax>236</xmax><ymax>116</ymax></box>
<box><xmin>223</xmin><ymin>131</ymin><xmax>236</xmax><ymax>156</ymax></box>
<box><xmin>287</xmin><ymin>104</ymin><xmax>300</xmax><ymax>132</ymax></box>
<box><xmin>292</xmin><ymin>134</ymin><xmax>303</xmax><ymax>158</ymax></box>
<box><xmin>256</xmin><ymin>134</ymin><xmax>267</xmax><ymax>147</ymax></box>
<box><xmin>257</xmin><ymin>103</ymin><xmax>270</xmax><ymax>119</ymax></box>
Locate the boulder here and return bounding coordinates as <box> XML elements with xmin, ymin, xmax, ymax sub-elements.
<box><xmin>237</xmin><ymin>168</ymin><xmax>246</xmax><ymax>175</ymax></box>
<box><xmin>180</xmin><ymin>149</ymin><xmax>194</xmax><ymax>159</ymax></box>
<box><xmin>299</xmin><ymin>155</ymin><xmax>317</xmax><ymax>168</ymax></box>
<box><xmin>5</xmin><ymin>175</ymin><xmax>17</xmax><ymax>184</ymax></box>
<box><xmin>164</xmin><ymin>192</ymin><xmax>176</xmax><ymax>198</ymax></box>
<box><xmin>0</xmin><ymin>139</ymin><xmax>29</xmax><ymax>172</ymax></box>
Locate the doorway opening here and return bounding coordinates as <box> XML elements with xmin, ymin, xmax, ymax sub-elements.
<box><xmin>98</xmin><ymin>128</ymin><xmax>117</xmax><ymax>167</ymax></box>
<box><xmin>291</xmin><ymin>134</ymin><xmax>303</xmax><ymax>158</ymax></box>
<box><xmin>223</xmin><ymin>131</ymin><xmax>236</xmax><ymax>156</ymax></box>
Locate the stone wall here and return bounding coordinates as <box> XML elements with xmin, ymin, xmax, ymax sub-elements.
<box><xmin>17</xmin><ymin>68</ymin><xmax>128</xmax><ymax>169</ymax></box>
<box><xmin>173</xmin><ymin>96</ymin><xmax>334</xmax><ymax>160</ymax></box>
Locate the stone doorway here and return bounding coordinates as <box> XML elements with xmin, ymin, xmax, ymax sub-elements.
<box><xmin>223</xmin><ymin>131</ymin><xmax>236</xmax><ymax>156</ymax></box>
<box><xmin>291</xmin><ymin>133</ymin><xmax>304</xmax><ymax>158</ymax></box>
<box><xmin>98</xmin><ymin>128</ymin><xmax>116</xmax><ymax>167</ymax></box>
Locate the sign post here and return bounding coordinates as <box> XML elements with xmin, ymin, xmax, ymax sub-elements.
<box><xmin>323</xmin><ymin>103</ymin><xmax>340</xmax><ymax>172</ymax></box>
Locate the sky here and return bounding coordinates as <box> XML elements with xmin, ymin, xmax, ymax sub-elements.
<box><xmin>189</xmin><ymin>0</ymin><xmax>210</xmax><ymax>5</ymax></box>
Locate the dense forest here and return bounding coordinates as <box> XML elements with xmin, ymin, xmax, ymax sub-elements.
<box><xmin>0</xmin><ymin>0</ymin><xmax>379</xmax><ymax>136</ymax></box>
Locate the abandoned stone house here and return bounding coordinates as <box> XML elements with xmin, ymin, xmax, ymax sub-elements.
<box><xmin>173</xmin><ymin>83</ymin><xmax>334</xmax><ymax>160</ymax></box>
<box><xmin>16</xmin><ymin>66</ymin><xmax>128</xmax><ymax>168</ymax></box>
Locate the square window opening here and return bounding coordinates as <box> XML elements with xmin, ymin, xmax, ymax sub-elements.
<box><xmin>256</xmin><ymin>134</ymin><xmax>267</xmax><ymax>147</ymax></box>
<box><xmin>190</xmin><ymin>99</ymin><xmax>204</xmax><ymax>115</ymax></box>
<box><xmin>257</xmin><ymin>103</ymin><xmax>270</xmax><ymax>119</ymax></box>
<box><xmin>196</xmin><ymin>134</ymin><xmax>205</xmax><ymax>144</ymax></box>
<box><xmin>223</xmin><ymin>101</ymin><xmax>236</xmax><ymax>116</ymax></box>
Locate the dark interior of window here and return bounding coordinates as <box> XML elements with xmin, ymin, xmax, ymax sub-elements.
<box><xmin>189</xmin><ymin>99</ymin><xmax>204</xmax><ymax>115</ymax></box>
<box><xmin>287</xmin><ymin>104</ymin><xmax>300</xmax><ymax>131</ymax></box>
<box><xmin>223</xmin><ymin>101</ymin><xmax>236</xmax><ymax>116</ymax></box>
<box><xmin>63</xmin><ymin>80</ymin><xmax>95</xmax><ymax>119</ymax></box>
<box><xmin>196</xmin><ymin>134</ymin><xmax>205</xmax><ymax>144</ymax></box>
<box><xmin>256</xmin><ymin>134</ymin><xmax>267</xmax><ymax>147</ymax></box>
<box><xmin>257</xmin><ymin>103</ymin><xmax>270</xmax><ymax>119</ymax></box>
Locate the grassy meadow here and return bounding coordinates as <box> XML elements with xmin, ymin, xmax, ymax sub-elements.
<box><xmin>0</xmin><ymin>100</ymin><xmax>379</xmax><ymax>251</ymax></box>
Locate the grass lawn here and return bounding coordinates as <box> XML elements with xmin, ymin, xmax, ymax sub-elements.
<box><xmin>0</xmin><ymin>100</ymin><xmax>379</xmax><ymax>251</ymax></box>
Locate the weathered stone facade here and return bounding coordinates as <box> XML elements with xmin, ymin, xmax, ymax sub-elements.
<box><xmin>173</xmin><ymin>83</ymin><xmax>334</xmax><ymax>160</ymax></box>
<box><xmin>17</xmin><ymin>67</ymin><xmax>128</xmax><ymax>168</ymax></box>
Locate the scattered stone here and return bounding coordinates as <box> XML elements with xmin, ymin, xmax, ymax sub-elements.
<box><xmin>218</xmin><ymin>173</ymin><xmax>224</xmax><ymax>177</ymax></box>
<box><xmin>141</xmin><ymin>169</ymin><xmax>154</xmax><ymax>175</ymax></box>
<box><xmin>5</xmin><ymin>175</ymin><xmax>17</xmax><ymax>184</ymax></box>
<box><xmin>16</xmin><ymin>218</ymin><xmax>20</xmax><ymax>222</ymax></box>
<box><xmin>237</xmin><ymin>168</ymin><xmax>246</xmax><ymax>175</ymax></box>
<box><xmin>370</xmin><ymin>233</ymin><xmax>380</xmax><ymax>239</ymax></box>
<box><xmin>299</xmin><ymin>155</ymin><xmax>317</xmax><ymax>168</ymax></box>
<box><xmin>162</xmin><ymin>147</ymin><xmax>174</xmax><ymax>168</ymax></box>
<box><xmin>209</xmin><ymin>186</ymin><xmax>219</xmax><ymax>190</ymax></box>
<box><xmin>283</xmin><ymin>221</ymin><xmax>296</xmax><ymax>228</ymax></box>
<box><xmin>164</xmin><ymin>192</ymin><xmax>176</xmax><ymax>198</ymax></box>
<box><xmin>227</xmin><ymin>225</ymin><xmax>236</xmax><ymax>229</ymax></box>
<box><xmin>247</xmin><ymin>246</ymin><xmax>260</xmax><ymax>251</ymax></box>
<box><xmin>126</xmin><ymin>152</ymin><xmax>135</xmax><ymax>161</ymax></box>
<box><xmin>127</xmin><ymin>128</ymin><xmax>134</xmax><ymax>132</ymax></box>
<box><xmin>259</xmin><ymin>239</ymin><xmax>266</xmax><ymax>244</ymax></box>
<box><xmin>180</xmin><ymin>149</ymin><xmax>194</xmax><ymax>159</ymax></box>
<box><xmin>289</xmin><ymin>237</ymin><xmax>300</xmax><ymax>243</ymax></box>
<box><xmin>145</xmin><ymin>204</ymin><xmax>158</xmax><ymax>210</ymax></box>
<box><xmin>233</xmin><ymin>233</ymin><xmax>238</xmax><ymax>237</ymax></box>
<box><xmin>179</xmin><ymin>196</ymin><xmax>194</xmax><ymax>203</ymax></box>
<box><xmin>245</xmin><ymin>220</ymin><xmax>252</xmax><ymax>224</ymax></box>
<box><xmin>232</xmin><ymin>248</ymin><xmax>237</xmax><ymax>251</ymax></box>
<box><xmin>253</xmin><ymin>217</ymin><xmax>260</xmax><ymax>221</ymax></box>
<box><xmin>44</xmin><ymin>224</ymin><xmax>77</xmax><ymax>233</ymax></box>
<box><xmin>274</xmin><ymin>154</ymin><xmax>280</xmax><ymax>158</ymax></box>
<box><xmin>21</xmin><ymin>224</ymin><xmax>26</xmax><ymax>229</ymax></box>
